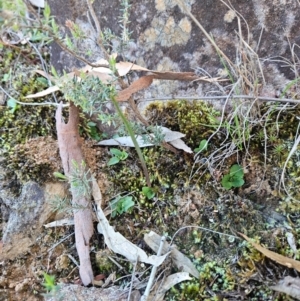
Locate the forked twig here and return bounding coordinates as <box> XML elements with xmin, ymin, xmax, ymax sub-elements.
<box><xmin>141</xmin><ymin>236</ymin><xmax>166</xmax><ymax>301</ymax></box>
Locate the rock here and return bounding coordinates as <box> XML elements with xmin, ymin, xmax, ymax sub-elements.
<box><xmin>0</xmin><ymin>276</ymin><xmax>7</xmax><ymax>288</ymax></box>
<box><xmin>47</xmin><ymin>0</ymin><xmax>300</xmax><ymax>100</ymax></box>
<box><xmin>14</xmin><ymin>278</ymin><xmax>30</xmax><ymax>292</ymax></box>
<box><xmin>0</xmin><ymin>181</ymin><xmax>66</xmax><ymax>260</ymax></box>
<box><xmin>45</xmin><ymin>284</ymin><xmax>141</xmax><ymax>301</ymax></box>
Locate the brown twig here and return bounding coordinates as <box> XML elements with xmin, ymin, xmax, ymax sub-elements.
<box><xmin>56</xmin><ymin>102</ymin><xmax>94</xmax><ymax>286</ymax></box>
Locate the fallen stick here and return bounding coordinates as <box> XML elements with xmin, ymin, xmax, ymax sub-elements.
<box><xmin>56</xmin><ymin>102</ymin><xmax>94</xmax><ymax>286</ymax></box>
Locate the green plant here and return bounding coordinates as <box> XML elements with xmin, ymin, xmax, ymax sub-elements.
<box><xmin>272</xmin><ymin>144</ymin><xmax>286</xmax><ymax>156</ymax></box>
<box><xmin>49</xmin><ymin>195</ymin><xmax>72</xmax><ymax>214</ymax></box>
<box><xmin>86</xmin><ymin>121</ymin><xmax>101</xmax><ymax>141</ymax></box>
<box><xmin>108</xmin><ymin>148</ymin><xmax>129</xmax><ymax>166</ymax></box>
<box><xmin>6</xmin><ymin>98</ymin><xmax>20</xmax><ymax>113</ymax></box>
<box><xmin>79</xmin><ymin>119</ymin><xmax>102</xmax><ymax>141</ymax></box>
<box><xmin>142</xmin><ymin>186</ymin><xmax>155</xmax><ymax>200</ymax></box>
<box><xmin>109</xmin><ymin>195</ymin><xmax>134</xmax><ymax>217</ymax></box>
<box><xmin>69</xmin><ymin>160</ymin><xmax>92</xmax><ymax>198</ymax></box>
<box><xmin>42</xmin><ymin>272</ymin><xmax>64</xmax><ymax>300</ymax></box>
<box><xmin>280</xmin><ymin>77</ymin><xmax>300</xmax><ymax>98</ymax></box>
<box><xmin>221</xmin><ymin>164</ymin><xmax>244</xmax><ymax>190</ymax></box>
<box><xmin>42</xmin><ymin>272</ymin><xmax>58</xmax><ymax>293</ymax></box>
<box><xmin>53</xmin><ymin>171</ymin><xmax>68</xmax><ymax>180</ymax></box>
<box><xmin>194</xmin><ymin>139</ymin><xmax>208</xmax><ymax>153</ymax></box>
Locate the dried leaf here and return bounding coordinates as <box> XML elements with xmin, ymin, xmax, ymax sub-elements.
<box><xmin>94</xmin><ymin>274</ymin><xmax>106</xmax><ymax>281</ymax></box>
<box><xmin>149</xmin><ymin>272</ymin><xmax>192</xmax><ymax>301</ymax></box>
<box><xmin>151</xmin><ymin>71</ymin><xmax>199</xmax><ymax>81</ymax></box>
<box><xmin>29</xmin><ymin>0</ymin><xmax>44</xmax><ymax>7</ymax></box>
<box><xmin>93</xmin><ymin>180</ymin><xmax>169</xmax><ymax>266</ymax></box>
<box><xmin>80</xmin><ymin>58</ymin><xmax>109</xmax><ymax>71</ymax></box>
<box><xmin>27</xmin><ymin>59</ymin><xmax>224</xmax><ymax>101</ymax></box>
<box><xmin>116</xmin><ymin>75</ymin><xmax>154</xmax><ymax>102</ymax></box>
<box><xmin>239</xmin><ymin>233</ymin><xmax>300</xmax><ymax>272</ymax></box>
<box><xmin>169</xmin><ymin>138</ymin><xmax>193</xmax><ymax>153</ymax></box>
<box><xmin>115</xmin><ymin>61</ymin><xmax>150</xmax><ymax>76</ymax></box>
<box><xmin>102</xmin><ymin>272</ymin><xmax>116</xmax><ymax>288</ymax></box>
<box><xmin>96</xmin><ymin>212</ymin><xmax>169</xmax><ymax>266</ymax></box>
<box><xmin>115</xmin><ymin>68</ymin><xmax>222</xmax><ymax>101</ymax></box>
<box><xmin>25</xmin><ymin>85</ymin><xmax>60</xmax><ymax>98</ymax></box>
<box><xmin>270</xmin><ymin>276</ymin><xmax>300</xmax><ymax>300</ymax></box>
<box><xmin>74</xmin><ymin>69</ymin><xmax>112</xmax><ymax>83</ymax></box>
<box><xmin>44</xmin><ymin>218</ymin><xmax>74</xmax><ymax>228</ymax></box>
<box><xmin>97</xmin><ymin>126</ymin><xmax>186</xmax><ymax>148</ymax></box>
<box><xmin>115</xmin><ymin>61</ymin><xmax>135</xmax><ymax>76</ymax></box>
<box><xmin>286</xmin><ymin>232</ymin><xmax>297</xmax><ymax>254</ymax></box>
<box><xmin>144</xmin><ymin>231</ymin><xmax>199</xmax><ymax>278</ymax></box>
<box><xmin>82</xmin><ymin>60</ymin><xmax>149</xmax><ymax>76</ymax></box>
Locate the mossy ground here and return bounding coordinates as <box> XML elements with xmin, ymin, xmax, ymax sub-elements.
<box><xmin>0</xmin><ymin>45</ymin><xmax>58</xmax><ymax>187</ymax></box>
<box><xmin>103</xmin><ymin>99</ymin><xmax>300</xmax><ymax>300</ymax></box>
<box><xmin>1</xmin><ymin>45</ymin><xmax>300</xmax><ymax>300</ymax></box>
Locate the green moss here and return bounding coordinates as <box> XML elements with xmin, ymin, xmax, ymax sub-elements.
<box><xmin>146</xmin><ymin>100</ymin><xmax>221</xmax><ymax>149</ymax></box>
<box><xmin>166</xmin><ymin>260</ymin><xmax>235</xmax><ymax>301</ymax></box>
<box><xmin>6</xmin><ymin>143</ymin><xmax>53</xmax><ymax>183</ymax></box>
<box><xmin>0</xmin><ymin>45</ymin><xmax>57</xmax><ymax>184</ymax></box>
<box><xmin>106</xmin><ymin>146</ymin><xmax>182</xmax><ymax>225</ymax></box>
<box><xmin>95</xmin><ymin>249</ymin><xmax>116</xmax><ymax>274</ymax></box>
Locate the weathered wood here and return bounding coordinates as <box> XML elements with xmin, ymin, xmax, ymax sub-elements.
<box><xmin>56</xmin><ymin>102</ymin><xmax>94</xmax><ymax>286</ymax></box>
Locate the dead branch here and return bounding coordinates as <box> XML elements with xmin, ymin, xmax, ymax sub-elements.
<box><xmin>56</xmin><ymin>102</ymin><xmax>94</xmax><ymax>286</ymax></box>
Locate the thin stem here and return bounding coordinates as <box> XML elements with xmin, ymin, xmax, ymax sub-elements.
<box><xmin>140</xmin><ymin>94</ymin><xmax>300</xmax><ymax>104</ymax></box>
<box><xmin>141</xmin><ymin>236</ymin><xmax>166</xmax><ymax>301</ymax></box>
<box><xmin>0</xmin><ymin>86</ymin><xmax>67</xmax><ymax>107</ymax></box>
<box><xmin>110</xmin><ymin>95</ymin><xmax>151</xmax><ymax>187</ymax></box>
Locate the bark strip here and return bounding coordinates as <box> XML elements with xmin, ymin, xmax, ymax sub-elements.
<box><xmin>56</xmin><ymin>102</ymin><xmax>94</xmax><ymax>286</ymax></box>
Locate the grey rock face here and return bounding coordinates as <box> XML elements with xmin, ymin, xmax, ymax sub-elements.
<box><xmin>0</xmin><ymin>181</ymin><xmax>65</xmax><ymax>260</ymax></box>
<box><xmin>2</xmin><ymin>182</ymin><xmax>44</xmax><ymax>242</ymax></box>
<box><xmin>48</xmin><ymin>0</ymin><xmax>300</xmax><ymax>99</ymax></box>
<box><xmin>0</xmin><ymin>182</ymin><xmax>45</xmax><ymax>259</ymax></box>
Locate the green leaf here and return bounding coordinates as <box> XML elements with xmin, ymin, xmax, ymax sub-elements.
<box><xmin>221</xmin><ymin>174</ymin><xmax>233</xmax><ymax>190</ymax></box>
<box><xmin>109</xmin><ymin>56</ymin><xmax>117</xmax><ymax>73</ymax></box>
<box><xmin>222</xmin><ymin>164</ymin><xmax>244</xmax><ymax>190</ymax></box>
<box><xmin>36</xmin><ymin>77</ymin><xmax>48</xmax><ymax>86</ymax></box>
<box><xmin>120</xmin><ymin>196</ymin><xmax>134</xmax><ymax>212</ymax></box>
<box><xmin>108</xmin><ymin>156</ymin><xmax>120</xmax><ymax>166</ymax></box>
<box><xmin>231</xmin><ymin>177</ymin><xmax>244</xmax><ymax>188</ymax></box>
<box><xmin>43</xmin><ymin>3</ymin><xmax>51</xmax><ymax>20</ymax></box>
<box><xmin>53</xmin><ymin>172</ymin><xmax>68</xmax><ymax>180</ymax></box>
<box><xmin>194</xmin><ymin>139</ymin><xmax>208</xmax><ymax>152</ymax></box>
<box><xmin>119</xmin><ymin>151</ymin><xmax>128</xmax><ymax>161</ymax></box>
<box><xmin>142</xmin><ymin>187</ymin><xmax>155</xmax><ymax>200</ymax></box>
<box><xmin>51</xmin><ymin>18</ymin><xmax>59</xmax><ymax>34</ymax></box>
<box><xmin>110</xmin><ymin>148</ymin><xmax>123</xmax><ymax>156</ymax></box>
<box><xmin>65</xmin><ymin>35</ymin><xmax>73</xmax><ymax>49</ymax></box>
<box><xmin>3</xmin><ymin>72</ymin><xmax>11</xmax><ymax>82</ymax></box>
<box><xmin>42</xmin><ymin>272</ymin><xmax>56</xmax><ymax>292</ymax></box>
<box><xmin>30</xmin><ymin>29</ymin><xmax>47</xmax><ymax>42</ymax></box>
<box><xmin>51</xmin><ymin>65</ymin><xmax>59</xmax><ymax>78</ymax></box>
<box><xmin>109</xmin><ymin>196</ymin><xmax>134</xmax><ymax>217</ymax></box>
<box><xmin>229</xmin><ymin>164</ymin><xmax>244</xmax><ymax>177</ymax></box>
<box><xmin>7</xmin><ymin>98</ymin><xmax>19</xmax><ymax>113</ymax></box>
<box><xmin>110</xmin><ymin>148</ymin><xmax>128</xmax><ymax>161</ymax></box>
<box><xmin>86</xmin><ymin>122</ymin><xmax>101</xmax><ymax>141</ymax></box>
<box><xmin>89</xmin><ymin>127</ymin><xmax>101</xmax><ymax>141</ymax></box>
